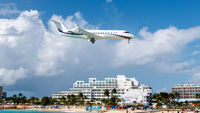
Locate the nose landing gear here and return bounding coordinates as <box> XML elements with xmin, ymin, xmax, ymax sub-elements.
<box><xmin>128</xmin><ymin>38</ymin><xmax>130</xmax><ymax>44</ymax></box>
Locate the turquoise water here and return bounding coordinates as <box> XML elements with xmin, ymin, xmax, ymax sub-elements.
<box><xmin>0</xmin><ymin>110</ymin><xmax>70</xmax><ymax>113</ymax></box>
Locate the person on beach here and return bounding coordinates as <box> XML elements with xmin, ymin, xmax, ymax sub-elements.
<box><xmin>126</xmin><ymin>109</ymin><xmax>128</xmax><ymax>113</ymax></box>
<box><xmin>196</xmin><ymin>107</ymin><xmax>199</xmax><ymax>113</ymax></box>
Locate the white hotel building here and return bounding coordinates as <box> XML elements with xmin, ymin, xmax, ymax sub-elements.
<box><xmin>52</xmin><ymin>75</ymin><xmax>152</xmax><ymax>105</ymax></box>
<box><xmin>172</xmin><ymin>84</ymin><xmax>200</xmax><ymax>101</ymax></box>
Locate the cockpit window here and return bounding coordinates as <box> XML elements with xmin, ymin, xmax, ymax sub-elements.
<box><xmin>125</xmin><ymin>32</ymin><xmax>130</xmax><ymax>33</ymax></box>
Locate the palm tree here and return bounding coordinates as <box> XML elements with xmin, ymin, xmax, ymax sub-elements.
<box><xmin>34</xmin><ymin>97</ymin><xmax>40</xmax><ymax>104</ymax></box>
<box><xmin>104</xmin><ymin>89</ymin><xmax>110</xmax><ymax>99</ymax></box>
<box><xmin>21</xmin><ymin>96</ymin><xmax>26</xmax><ymax>104</ymax></box>
<box><xmin>17</xmin><ymin>93</ymin><xmax>26</xmax><ymax>104</ymax></box>
<box><xmin>160</xmin><ymin>92</ymin><xmax>170</xmax><ymax>105</ymax></box>
<box><xmin>29</xmin><ymin>97</ymin><xmax>35</xmax><ymax>104</ymax></box>
<box><xmin>169</xmin><ymin>93</ymin><xmax>175</xmax><ymax>100</ymax></box>
<box><xmin>61</xmin><ymin>96</ymin><xmax>66</xmax><ymax>104</ymax></box>
<box><xmin>50</xmin><ymin>97</ymin><xmax>56</xmax><ymax>105</ymax></box>
<box><xmin>12</xmin><ymin>94</ymin><xmax>18</xmax><ymax>104</ymax></box>
<box><xmin>78</xmin><ymin>92</ymin><xmax>83</xmax><ymax>100</ymax></box>
<box><xmin>18</xmin><ymin>93</ymin><xmax>23</xmax><ymax>99</ymax></box>
<box><xmin>152</xmin><ymin>93</ymin><xmax>162</xmax><ymax>103</ymax></box>
<box><xmin>78</xmin><ymin>93</ymin><xmax>84</xmax><ymax>106</ymax></box>
<box><xmin>173</xmin><ymin>91</ymin><xmax>180</xmax><ymax>101</ymax></box>
<box><xmin>41</xmin><ymin>96</ymin><xmax>50</xmax><ymax>106</ymax></box>
<box><xmin>195</xmin><ymin>93</ymin><xmax>200</xmax><ymax>99</ymax></box>
<box><xmin>111</xmin><ymin>89</ymin><xmax>117</xmax><ymax>97</ymax></box>
<box><xmin>13</xmin><ymin>94</ymin><xmax>17</xmax><ymax>98</ymax></box>
<box><xmin>169</xmin><ymin>93</ymin><xmax>175</xmax><ymax>106</ymax></box>
<box><xmin>109</xmin><ymin>96</ymin><xmax>118</xmax><ymax>106</ymax></box>
<box><xmin>67</xmin><ymin>95</ymin><xmax>71</xmax><ymax>101</ymax></box>
<box><xmin>185</xmin><ymin>100</ymin><xmax>189</xmax><ymax>106</ymax></box>
<box><xmin>29</xmin><ymin>96</ymin><xmax>39</xmax><ymax>105</ymax></box>
<box><xmin>70</xmin><ymin>94</ymin><xmax>76</xmax><ymax>105</ymax></box>
<box><xmin>1</xmin><ymin>99</ymin><xmax>5</xmax><ymax>109</ymax></box>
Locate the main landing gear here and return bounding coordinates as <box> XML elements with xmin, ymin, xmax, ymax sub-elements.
<box><xmin>90</xmin><ymin>38</ymin><xmax>95</xmax><ymax>44</ymax></box>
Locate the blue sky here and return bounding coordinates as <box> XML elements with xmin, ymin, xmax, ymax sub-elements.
<box><xmin>3</xmin><ymin>0</ymin><xmax>200</xmax><ymax>31</ymax></box>
<box><xmin>0</xmin><ymin>0</ymin><xmax>200</xmax><ymax>97</ymax></box>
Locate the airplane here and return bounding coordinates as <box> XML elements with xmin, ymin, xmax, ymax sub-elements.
<box><xmin>51</xmin><ymin>20</ymin><xmax>136</xmax><ymax>44</ymax></box>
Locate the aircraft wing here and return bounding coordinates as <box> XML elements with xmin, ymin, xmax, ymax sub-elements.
<box><xmin>77</xmin><ymin>28</ymin><xmax>103</xmax><ymax>40</ymax></box>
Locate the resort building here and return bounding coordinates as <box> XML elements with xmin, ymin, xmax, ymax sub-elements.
<box><xmin>0</xmin><ymin>86</ymin><xmax>2</xmax><ymax>100</ymax></box>
<box><xmin>2</xmin><ymin>92</ymin><xmax>7</xmax><ymax>99</ymax></box>
<box><xmin>172</xmin><ymin>84</ymin><xmax>200</xmax><ymax>101</ymax></box>
<box><xmin>0</xmin><ymin>86</ymin><xmax>7</xmax><ymax>100</ymax></box>
<box><xmin>52</xmin><ymin>75</ymin><xmax>152</xmax><ymax>105</ymax></box>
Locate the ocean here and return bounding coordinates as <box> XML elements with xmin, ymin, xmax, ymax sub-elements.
<box><xmin>0</xmin><ymin>110</ymin><xmax>74</xmax><ymax>113</ymax></box>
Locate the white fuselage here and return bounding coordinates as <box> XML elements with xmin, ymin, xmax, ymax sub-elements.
<box><xmin>51</xmin><ymin>19</ymin><xmax>135</xmax><ymax>43</ymax></box>
<box><xmin>59</xmin><ymin>29</ymin><xmax>135</xmax><ymax>40</ymax></box>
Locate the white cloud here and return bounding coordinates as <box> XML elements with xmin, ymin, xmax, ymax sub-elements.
<box><xmin>113</xmin><ymin>26</ymin><xmax>200</xmax><ymax>67</ymax></box>
<box><xmin>0</xmin><ymin>10</ymin><xmax>45</xmax><ymax>85</ymax></box>
<box><xmin>35</xmin><ymin>31</ymin><xmax>73</xmax><ymax>76</ymax></box>
<box><xmin>0</xmin><ymin>3</ymin><xmax>20</xmax><ymax>16</ymax></box>
<box><xmin>154</xmin><ymin>60</ymin><xmax>200</xmax><ymax>74</ymax></box>
<box><xmin>188</xmin><ymin>73</ymin><xmax>200</xmax><ymax>83</ymax></box>
<box><xmin>35</xmin><ymin>11</ymin><xmax>99</xmax><ymax>76</ymax></box>
<box><xmin>1</xmin><ymin>9</ymin><xmax>200</xmax><ymax>86</ymax></box>
<box><xmin>0</xmin><ymin>67</ymin><xmax>27</xmax><ymax>85</ymax></box>
<box><xmin>0</xmin><ymin>10</ymin><xmax>100</xmax><ymax>79</ymax></box>
<box><xmin>192</xmin><ymin>51</ymin><xmax>200</xmax><ymax>55</ymax></box>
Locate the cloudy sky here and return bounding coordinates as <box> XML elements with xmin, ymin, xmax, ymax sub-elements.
<box><xmin>1</xmin><ymin>0</ymin><xmax>200</xmax><ymax>97</ymax></box>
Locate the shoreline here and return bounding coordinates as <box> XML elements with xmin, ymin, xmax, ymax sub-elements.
<box><xmin>1</xmin><ymin>109</ymin><xmax>197</xmax><ymax>113</ymax></box>
<box><xmin>0</xmin><ymin>105</ymin><xmax>197</xmax><ymax>113</ymax></box>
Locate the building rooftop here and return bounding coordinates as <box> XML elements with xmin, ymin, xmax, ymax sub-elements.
<box><xmin>173</xmin><ymin>84</ymin><xmax>200</xmax><ymax>87</ymax></box>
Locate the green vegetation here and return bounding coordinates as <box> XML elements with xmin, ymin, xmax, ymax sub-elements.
<box><xmin>2</xmin><ymin>91</ymin><xmax>200</xmax><ymax>110</ymax></box>
<box><xmin>152</xmin><ymin>92</ymin><xmax>200</xmax><ymax>109</ymax></box>
<box><xmin>1</xmin><ymin>93</ymin><xmax>55</xmax><ymax>106</ymax></box>
<box><xmin>152</xmin><ymin>91</ymin><xmax>181</xmax><ymax>106</ymax></box>
<box><xmin>1</xmin><ymin>91</ymin><xmax>200</xmax><ymax>109</ymax></box>
<box><xmin>5</xmin><ymin>93</ymin><xmax>27</xmax><ymax>105</ymax></box>
<box><xmin>78</xmin><ymin>92</ymin><xmax>84</xmax><ymax>106</ymax></box>
<box><xmin>196</xmin><ymin>93</ymin><xmax>200</xmax><ymax>99</ymax></box>
<box><xmin>41</xmin><ymin>96</ymin><xmax>51</xmax><ymax>106</ymax></box>
<box><xmin>104</xmin><ymin>89</ymin><xmax>110</xmax><ymax>99</ymax></box>
<box><xmin>29</xmin><ymin>96</ymin><xmax>40</xmax><ymax>104</ymax></box>
<box><xmin>101</xmin><ymin>89</ymin><xmax>121</xmax><ymax>106</ymax></box>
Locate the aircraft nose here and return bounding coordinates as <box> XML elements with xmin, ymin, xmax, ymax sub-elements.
<box><xmin>130</xmin><ymin>34</ymin><xmax>136</xmax><ymax>39</ymax></box>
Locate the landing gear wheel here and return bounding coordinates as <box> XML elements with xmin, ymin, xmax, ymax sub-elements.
<box><xmin>90</xmin><ymin>38</ymin><xmax>95</xmax><ymax>44</ymax></box>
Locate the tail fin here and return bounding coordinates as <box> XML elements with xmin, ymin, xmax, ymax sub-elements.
<box><xmin>51</xmin><ymin>20</ymin><xmax>69</xmax><ymax>33</ymax></box>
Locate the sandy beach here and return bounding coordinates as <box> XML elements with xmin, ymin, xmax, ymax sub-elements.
<box><xmin>0</xmin><ymin>105</ymin><xmax>197</xmax><ymax>113</ymax></box>
<box><xmin>28</xmin><ymin>107</ymin><xmax>196</xmax><ymax>113</ymax></box>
